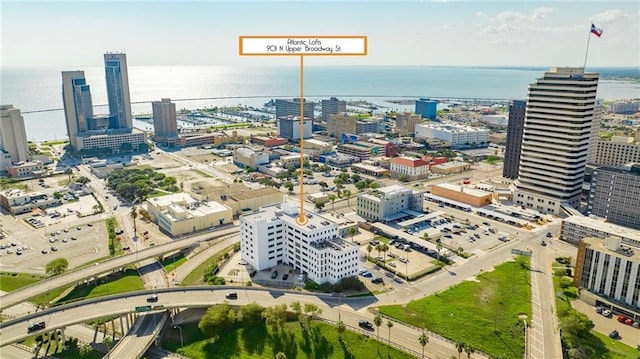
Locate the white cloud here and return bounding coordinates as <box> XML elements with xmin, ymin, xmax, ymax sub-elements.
<box><xmin>484</xmin><ymin>6</ymin><xmax>558</xmax><ymax>33</ymax></box>
<box><xmin>476</xmin><ymin>11</ymin><xmax>486</xmax><ymax>18</ymax></box>
<box><xmin>591</xmin><ymin>9</ymin><xmax>640</xmax><ymax>25</ymax></box>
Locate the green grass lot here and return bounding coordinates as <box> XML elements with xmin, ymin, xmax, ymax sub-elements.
<box><xmin>162</xmin><ymin>253</ymin><xmax>188</xmax><ymax>273</ymax></box>
<box><xmin>20</xmin><ymin>337</ymin><xmax>103</xmax><ymax>359</ymax></box>
<box><xmin>53</xmin><ymin>268</ymin><xmax>144</xmax><ymax>304</ymax></box>
<box><xmin>163</xmin><ymin>321</ymin><xmax>415</xmax><ymax>359</ymax></box>
<box><xmin>0</xmin><ymin>272</ymin><xmax>46</xmax><ymax>292</ymax></box>
<box><xmin>553</xmin><ymin>276</ymin><xmax>638</xmax><ymax>359</ymax></box>
<box><xmin>181</xmin><ymin>244</ymin><xmax>235</xmax><ymax>286</ymax></box>
<box><xmin>379</xmin><ymin>256</ymin><xmax>531</xmax><ymax>358</ymax></box>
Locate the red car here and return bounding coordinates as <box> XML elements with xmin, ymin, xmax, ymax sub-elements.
<box><xmin>617</xmin><ymin>315</ymin><xmax>628</xmax><ymax>323</ymax></box>
<box><xmin>624</xmin><ymin>318</ymin><xmax>633</xmax><ymax>325</ymax></box>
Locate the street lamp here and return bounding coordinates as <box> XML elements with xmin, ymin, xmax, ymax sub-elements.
<box><xmin>174</xmin><ymin>325</ymin><xmax>183</xmax><ymax>348</ymax></box>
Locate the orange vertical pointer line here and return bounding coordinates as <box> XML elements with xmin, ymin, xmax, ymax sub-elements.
<box><xmin>297</xmin><ymin>55</ymin><xmax>307</xmax><ymax>225</ymax></box>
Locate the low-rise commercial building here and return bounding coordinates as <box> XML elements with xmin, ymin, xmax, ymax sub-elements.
<box><xmin>0</xmin><ymin>189</ymin><xmax>62</xmax><ymax>215</ymax></box>
<box><xmin>356</xmin><ymin>185</ymin><xmax>423</xmax><ymax>222</ymax></box>
<box><xmin>146</xmin><ymin>193</ymin><xmax>233</xmax><ymax>236</ymax></box>
<box><xmin>336</xmin><ymin>141</ymin><xmax>380</xmax><ymax>161</ymax></box>
<box><xmin>162</xmin><ymin>130</ymin><xmax>241</xmax><ymax>148</ymax></box>
<box><xmin>431</xmin><ymin>183</ymin><xmax>493</xmax><ymax>207</ymax></box>
<box><xmin>240</xmin><ymin>201</ymin><xmax>359</xmax><ymax>284</ymax></box>
<box><xmin>72</xmin><ymin>128</ymin><xmax>147</xmax><ymax>154</ymax></box>
<box><xmin>250</xmin><ymin>136</ymin><xmax>288</xmax><ymax>147</ymax></box>
<box><xmin>390</xmin><ymin>156</ymin><xmax>430</xmax><ymax>180</ymax></box>
<box><xmin>574</xmin><ymin>236</ymin><xmax>640</xmax><ymax>310</ymax></box>
<box><xmin>190</xmin><ymin>183</ymin><xmax>283</xmax><ymax>216</ymax></box>
<box><xmin>351</xmin><ymin>162</ymin><xmax>389</xmax><ymax>177</ymax></box>
<box><xmin>430</xmin><ymin>161</ymin><xmax>471</xmax><ymax>175</ymax></box>
<box><xmin>303</xmin><ymin>139</ymin><xmax>333</xmax><ymax>154</ymax></box>
<box><xmin>280</xmin><ymin>154</ymin><xmax>310</xmax><ymax>168</ymax></box>
<box><xmin>8</xmin><ymin>161</ymin><xmax>45</xmax><ymax>178</ymax></box>
<box><xmin>561</xmin><ymin>215</ymin><xmax>640</xmax><ymax>247</ymax></box>
<box><xmin>415</xmin><ymin>123</ymin><xmax>489</xmax><ymax>149</ymax></box>
<box><xmin>233</xmin><ymin>147</ymin><xmax>270</xmax><ymax>169</ymax></box>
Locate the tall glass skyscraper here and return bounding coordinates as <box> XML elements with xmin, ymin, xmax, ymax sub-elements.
<box><xmin>514</xmin><ymin>67</ymin><xmax>599</xmax><ymax>214</ymax></box>
<box><xmin>62</xmin><ymin>71</ymin><xmax>94</xmax><ymax>137</ymax></box>
<box><xmin>104</xmin><ymin>53</ymin><xmax>132</xmax><ymax>129</ymax></box>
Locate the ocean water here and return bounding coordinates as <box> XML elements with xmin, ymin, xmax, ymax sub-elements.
<box><xmin>1</xmin><ymin>66</ymin><xmax>638</xmax><ymax>141</ymax></box>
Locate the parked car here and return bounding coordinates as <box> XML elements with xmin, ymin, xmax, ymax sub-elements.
<box><xmin>540</xmin><ymin>241</ymin><xmax>547</xmax><ymax>246</ymax></box>
<box><xmin>282</xmin><ymin>274</ymin><xmax>289</xmax><ymax>280</ymax></box>
<box><xmin>371</xmin><ymin>277</ymin><xmax>384</xmax><ymax>284</ymax></box>
<box><xmin>601</xmin><ymin>309</ymin><xmax>611</xmax><ymax>317</ymax></box>
<box><xmin>609</xmin><ymin>330</ymin><xmax>619</xmax><ymax>339</ymax></box>
<box><xmin>546</xmin><ymin>232</ymin><xmax>553</xmax><ymax>238</ymax></box>
<box><xmin>617</xmin><ymin>315</ymin><xmax>629</xmax><ymax>323</ymax></box>
<box><xmin>271</xmin><ymin>271</ymin><xmax>278</xmax><ymax>279</ymax></box>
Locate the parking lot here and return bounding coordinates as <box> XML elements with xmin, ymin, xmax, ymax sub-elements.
<box><xmin>0</xmin><ymin>221</ymin><xmax>110</xmax><ymax>274</ymax></box>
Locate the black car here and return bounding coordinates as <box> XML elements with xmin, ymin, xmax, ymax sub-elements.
<box><xmin>541</xmin><ymin>241</ymin><xmax>547</xmax><ymax>246</ymax></box>
<box><xmin>147</xmin><ymin>294</ymin><xmax>158</xmax><ymax>302</ymax></box>
<box><xmin>282</xmin><ymin>273</ymin><xmax>289</xmax><ymax>280</ymax></box>
<box><xmin>371</xmin><ymin>277</ymin><xmax>384</xmax><ymax>284</ymax></box>
<box><xmin>225</xmin><ymin>292</ymin><xmax>238</xmax><ymax>299</ymax></box>
<box><xmin>608</xmin><ymin>330</ymin><xmax>618</xmax><ymax>339</ymax></box>
<box><xmin>271</xmin><ymin>271</ymin><xmax>278</xmax><ymax>279</ymax></box>
<box><xmin>27</xmin><ymin>321</ymin><xmax>46</xmax><ymax>333</ymax></box>
<box><xmin>358</xmin><ymin>320</ymin><xmax>374</xmax><ymax>330</ymax></box>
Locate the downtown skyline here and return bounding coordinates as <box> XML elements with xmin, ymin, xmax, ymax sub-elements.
<box><xmin>1</xmin><ymin>1</ymin><xmax>639</xmax><ymax>68</ymax></box>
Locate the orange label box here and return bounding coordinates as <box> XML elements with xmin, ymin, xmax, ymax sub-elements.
<box><xmin>239</xmin><ymin>36</ymin><xmax>367</xmax><ymax>56</ymax></box>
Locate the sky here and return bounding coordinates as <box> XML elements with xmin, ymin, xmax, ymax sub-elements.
<box><xmin>1</xmin><ymin>0</ymin><xmax>639</xmax><ymax>68</ymax></box>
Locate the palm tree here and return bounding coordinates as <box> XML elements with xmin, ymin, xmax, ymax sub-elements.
<box><xmin>464</xmin><ymin>343</ymin><xmax>475</xmax><ymax>358</ymax></box>
<box><xmin>375</xmin><ymin>243</ymin><xmax>384</xmax><ymax>258</ymax></box>
<box><xmin>422</xmin><ymin>233</ymin><xmax>429</xmax><ymax>242</ymax></box>
<box><xmin>455</xmin><ymin>341</ymin><xmax>465</xmax><ymax>359</ymax></box>
<box><xmin>418</xmin><ymin>331</ymin><xmax>429</xmax><ymax>359</ymax></box>
<box><xmin>381</xmin><ymin>243</ymin><xmax>389</xmax><ymax>262</ymax></box>
<box><xmin>275</xmin><ymin>352</ymin><xmax>287</xmax><ymax>359</ymax></box>
<box><xmin>436</xmin><ymin>242</ymin><xmax>443</xmax><ymax>265</ymax></box>
<box><xmin>348</xmin><ymin>227</ymin><xmax>357</xmax><ymax>242</ymax></box>
<box><xmin>386</xmin><ymin>320</ymin><xmax>394</xmax><ymax>355</ymax></box>
<box><xmin>343</xmin><ymin>189</ymin><xmax>351</xmax><ymax>206</ymax></box>
<box><xmin>130</xmin><ymin>206</ymin><xmax>138</xmax><ymax>234</ymax></box>
<box><xmin>374</xmin><ymin>313</ymin><xmax>382</xmax><ymax>347</ymax></box>
<box><xmin>336</xmin><ymin>320</ymin><xmax>346</xmax><ymax>342</ymax></box>
<box><xmin>328</xmin><ymin>194</ymin><xmax>337</xmax><ymax>211</ymax></box>
<box><xmin>367</xmin><ymin>244</ymin><xmax>373</xmax><ymax>260</ymax></box>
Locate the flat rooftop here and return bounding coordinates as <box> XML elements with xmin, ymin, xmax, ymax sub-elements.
<box><xmin>564</xmin><ymin>215</ymin><xmax>640</xmax><ymax>242</ymax></box>
<box><xmin>434</xmin><ymin>183</ymin><xmax>492</xmax><ymax>198</ymax></box>
<box><xmin>582</xmin><ymin>237</ymin><xmax>640</xmax><ymax>258</ymax></box>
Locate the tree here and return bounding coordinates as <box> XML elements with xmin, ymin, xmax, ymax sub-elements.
<box><xmin>386</xmin><ymin>320</ymin><xmax>394</xmax><ymax>354</ymax></box>
<box><xmin>464</xmin><ymin>343</ymin><xmax>475</xmax><ymax>358</ymax></box>
<box><xmin>76</xmin><ymin>176</ymin><xmax>90</xmax><ymax>184</ymax></box>
<box><xmin>375</xmin><ymin>243</ymin><xmax>384</xmax><ymax>258</ymax></box>
<box><xmin>351</xmin><ymin>173</ymin><xmax>361</xmax><ymax>183</ymax></box>
<box><xmin>64</xmin><ymin>167</ymin><xmax>73</xmax><ymax>184</ymax></box>
<box><xmin>53</xmin><ymin>191</ymin><xmax>64</xmax><ymax>200</ymax></box>
<box><xmin>374</xmin><ymin>313</ymin><xmax>382</xmax><ymax>346</ymax></box>
<box><xmin>398</xmin><ymin>174</ymin><xmax>410</xmax><ymax>182</ymax></box>
<box><xmin>348</xmin><ymin>227</ymin><xmax>357</xmax><ymax>242</ymax></box>
<box><xmin>380</xmin><ymin>243</ymin><xmax>389</xmax><ymax>262</ymax></box>
<box><xmin>328</xmin><ymin>194</ymin><xmax>337</xmax><ymax>211</ymax></box>
<box><xmin>239</xmin><ymin>302</ymin><xmax>264</xmax><ymax>328</ymax></box>
<box><xmin>560</xmin><ymin>311</ymin><xmax>593</xmax><ymax>338</ymax></box>
<box><xmin>367</xmin><ymin>244</ymin><xmax>373</xmax><ymax>260</ymax></box>
<box><xmin>45</xmin><ymin>258</ymin><xmax>69</xmax><ymax>276</ymax></box>
<box><xmin>355</xmin><ymin>180</ymin><xmax>367</xmax><ymax>191</ymax></box>
<box><xmin>419</xmin><ymin>331</ymin><xmax>429</xmax><ymax>359</ymax></box>
<box><xmin>336</xmin><ymin>320</ymin><xmax>346</xmax><ymax>342</ymax></box>
<box><xmin>455</xmin><ymin>341</ymin><xmax>465</xmax><ymax>359</ymax></box>
<box><xmin>285</xmin><ymin>181</ymin><xmax>294</xmax><ymax>194</ymax></box>
<box><xmin>303</xmin><ymin>303</ymin><xmax>322</xmax><ymax>323</ymax></box>
<box><xmin>314</xmin><ymin>201</ymin><xmax>325</xmax><ymax>212</ymax></box>
<box><xmin>369</xmin><ymin>181</ymin><xmax>379</xmax><ymax>189</ymax></box>
<box><xmin>342</xmin><ymin>189</ymin><xmax>352</xmax><ymax>206</ymax></box>
<box><xmin>103</xmin><ymin>335</ymin><xmax>113</xmax><ymax>358</ymax></box>
<box><xmin>130</xmin><ymin>206</ymin><xmax>138</xmax><ymax>234</ymax></box>
<box><xmin>436</xmin><ymin>242</ymin><xmax>443</xmax><ymax>265</ymax></box>
<box><xmin>275</xmin><ymin>352</ymin><xmax>287</xmax><ymax>359</ymax></box>
<box><xmin>263</xmin><ymin>303</ymin><xmax>288</xmax><ymax>332</ymax></box>
<box><xmin>199</xmin><ymin>303</ymin><xmax>236</xmax><ymax>339</ymax></box>
<box><xmin>79</xmin><ymin>343</ymin><xmax>92</xmax><ymax>355</ymax></box>
<box><xmin>421</xmin><ymin>233</ymin><xmax>429</xmax><ymax>242</ymax></box>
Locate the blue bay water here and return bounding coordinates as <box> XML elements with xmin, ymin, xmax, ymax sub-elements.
<box><xmin>1</xmin><ymin>66</ymin><xmax>638</xmax><ymax>141</ymax></box>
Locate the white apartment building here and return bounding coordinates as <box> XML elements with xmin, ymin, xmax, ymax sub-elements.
<box><xmin>514</xmin><ymin>67</ymin><xmax>599</xmax><ymax>214</ymax></box>
<box><xmin>574</xmin><ymin>236</ymin><xmax>640</xmax><ymax>309</ymax></box>
<box><xmin>561</xmin><ymin>215</ymin><xmax>640</xmax><ymax>247</ymax></box>
<box><xmin>240</xmin><ymin>202</ymin><xmax>358</xmax><ymax>284</ymax></box>
<box><xmin>356</xmin><ymin>185</ymin><xmax>423</xmax><ymax>222</ymax></box>
<box><xmin>389</xmin><ymin>156</ymin><xmax>430</xmax><ymax>180</ymax></box>
<box><xmin>73</xmin><ymin>129</ymin><xmax>146</xmax><ymax>153</ymax></box>
<box><xmin>415</xmin><ymin>122</ymin><xmax>489</xmax><ymax>148</ymax></box>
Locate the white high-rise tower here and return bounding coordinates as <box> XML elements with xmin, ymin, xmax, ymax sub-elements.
<box><xmin>514</xmin><ymin>67</ymin><xmax>599</xmax><ymax>214</ymax></box>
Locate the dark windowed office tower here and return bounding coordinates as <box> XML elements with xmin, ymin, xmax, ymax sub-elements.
<box><xmin>275</xmin><ymin>98</ymin><xmax>314</xmax><ymax>119</ymax></box>
<box><xmin>61</xmin><ymin>71</ymin><xmax>94</xmax><ymax>137</ymax></box>
<box><xmin>503</xmin><ymin>100</ymin><xmax>526</xmax><ymax>179</ymax></box>
<box><xmin>587</xmin><ymin>164</ymin><xmax>640</xmax><ymax>230</ymax></box>
<box><xmin>104</xmin><ymin>53</ymin><xmax>132</xmax><ymax>129</ymax></box>
<box><xmin>321</xmin><ymin>97</ymin><xmax>346</xmax><ymax>122</ymax></box>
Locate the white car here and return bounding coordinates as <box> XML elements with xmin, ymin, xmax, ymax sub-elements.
<box><xmin>601</xmin><ymin>309</ymin><xmax>611</xmax><ymax>317</ymax></box>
